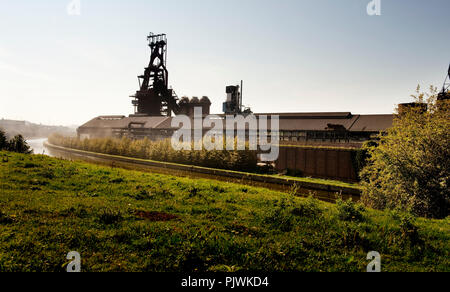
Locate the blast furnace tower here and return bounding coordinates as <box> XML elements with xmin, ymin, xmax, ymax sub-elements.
<box><xmin>438</xmin><ymin>63</ymin><xmax>450</xmax><ymax>102</ymax></box>
<box><xmin>131</xmin><ymin>33</ymin><xmax>181</xmax><ymax>116</ymax></box>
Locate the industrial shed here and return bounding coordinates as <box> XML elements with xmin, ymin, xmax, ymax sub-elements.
<box><xmin>77</xmin><ymin>112</ymin><xmax>394</xmax><ymax>147</ymax></box>
<box><xmin>272</xmin><ymin>112</ymin><xmax>394</xmax><ymax>146</ymax></box>
<box><xmin>77</xmin><ymin>34</ymin><xmax>395</xmax><ymax>148</ymax></box>
<box><xmin>77</xmin><ymin>115</ymin><xmax>173</xmax><ymax>140</ymax></box>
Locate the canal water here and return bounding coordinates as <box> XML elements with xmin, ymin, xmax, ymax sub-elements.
<box><xmin>27</xmin><ymin>138</ymin><xmax>50</xmax><ymax>156</ymax></box>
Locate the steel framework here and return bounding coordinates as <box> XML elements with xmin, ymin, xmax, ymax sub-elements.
<box><xmin>438</xmin><ymin>63</ymin><xmax>450</xmax><ymax>101</ymax></box>
<box><xmin>131</xmin><ymin>33</ymin><xmax>180</xmax><ymax>116</ymax></box>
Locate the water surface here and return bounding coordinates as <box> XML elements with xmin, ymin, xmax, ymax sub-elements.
<box><xmin>27</xmin><ymin>138</ymin><xmax>50</xmax><ymax>156</ymax></box>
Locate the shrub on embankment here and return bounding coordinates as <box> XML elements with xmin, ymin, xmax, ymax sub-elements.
<box><xmin>361</xmin><ymin>87</ymin><xmax>450</xmax><ymax>219</ymax></box>
<box><xmin>0</xmin><ymin>129</ymin><xmax>32</xmax><ymax>154</ymax></box>
<box><xmin>48</xmin><ymin>134</ymin><xmax>258</xmax><ymax>172</ymax></box>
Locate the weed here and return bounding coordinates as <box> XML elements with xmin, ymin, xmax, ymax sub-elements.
<box><xmin>264</xmin><ymin>207</ymin><xmax>294</xmax><ymax>233</ymax></box>
<box><xmin>0</xmin><ymin>211</ymin><xmax>15</xmax><ymax>224</ymax></box>
<box><xmin>292</xmin><ymin>196</ymin><xmax>322</xmax><ymax>218</ymax></box>
<box><xmin>24</xmin><ymin>162</ymin><xmax>38</xmax><ymax>169</ymax></box>
<box><xmin>288</xmin><ymin>184</ymin><xmax>300</xmax><ymax>196</ymax></box>
<box><xmin>336</xmin><ymin>197</ymin><xmax>365</xmax><ymax>222</ymax></box>
<box><xmin>398</xmin><ymin>213</ymin><xmax>422</xmax><ymax>246</ymax></box>
<box><xmin>98</xmin><ymin>209</ymin><xmax>123</xmax><ymax>225</ymax></box>
<box><xmin>110</xmin><ymin>178</ymin><xmax>125</xmax><ymax>184</ymax></box>
<box><xmin>188</xmin><ymin>186</ymin><xmax>200</xmax><ymax>198</ymax></box>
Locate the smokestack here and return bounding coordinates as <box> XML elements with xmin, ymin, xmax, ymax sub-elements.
<box><xmin>240</xmin><ymin>80</ymin><xmax>243</xmax><ymax>112</ymax></box>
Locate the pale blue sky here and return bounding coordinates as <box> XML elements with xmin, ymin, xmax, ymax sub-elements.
<box><xmin>0</xmin><ymin>0</ymin><xmax>449</xmax><ymax>126</ymax></box>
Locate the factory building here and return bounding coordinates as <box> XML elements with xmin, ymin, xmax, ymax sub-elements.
<box><xmin>78</xmin><ymin>111</ymin><xmax>393</xmax><ymax>148</ymax></box>
<box><xmin>77</xmin><ymin>33</ymin><xmax>394</xmax><ymax>148</ymax></box>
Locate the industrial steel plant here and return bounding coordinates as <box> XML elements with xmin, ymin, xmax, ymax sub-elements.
<box><xmin>2</xmin><ymin>0</ymin><xmax>449</xmax><ymax>275</ymax></box>
<box><xmin>77</xmin><ymin>33</ymin><xmax>396</xmax><ymax>147</ymax></box>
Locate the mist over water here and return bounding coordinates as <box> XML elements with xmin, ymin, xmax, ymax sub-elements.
<box><xmin>27</xmin><ymin>138</ymin><xmax>50</xmax><ymax>156</ymax></box>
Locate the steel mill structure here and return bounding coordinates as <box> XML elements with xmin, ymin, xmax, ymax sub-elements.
<box><xmin>438</xmin><ymin>64</ymin><xmax>450</xmax><ymax>102</ymax></box>
<box><xmin>130</xmin><ymin>33</ymin><xmax>212</xmax><ymax>117</ymax></box>
<box><xmin>78</xmin><ymin>33</ymin><xmax>399</xmax><ymax>147</ymax></box>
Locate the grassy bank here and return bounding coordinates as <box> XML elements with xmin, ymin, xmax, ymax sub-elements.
<box><xmin>0</xmin><ymin>151</ymin><xmax>448</xmax><ymax>272</ymax></box>
<box><xmin>47</xmin><ymin>135</ymin><xmax>362</xmax><ymax>190</ymax></box>
<box><xmin>47</xmin><ymin>141</ymin><xmax>361</xmax><ymax>190</ymax></box>
<box><xmin>49</xmin><ymin>135</ymin><xmax>258</xmax><ymax>172</ymax></box>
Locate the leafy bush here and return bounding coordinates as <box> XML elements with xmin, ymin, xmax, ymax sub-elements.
<box><xmin>264</xmin><ymin>198</ymin><xmax>295</xmax><ymax>232</ymax></box>
<box><xmin>0</xmin><ymin>129</ymin><xmax>7</xmax><ymax>150</ymax></box>
<box><xmin>361</xmin><ymin>86</ymin><xmax>450</xmax><ymax>219</ymax></box>
<box><xmin>7</xmin><ymin>135</ymin><xmax>32</xmax><ymax>154</ymax></box>
<box><xmin>292</xmin><ymin>196</ymin><xmax>322</xmax><ymax>218</ymax></box>
<box><xmin>49</xmin><ymin>135</ymin><xmax>258</xmax><ymax>172</ymax></box>
<box><xmin>336</xmin><ymin>197</ymin><xmax>365</xmax><ymax>222</ymax></box>
<box><xmin>351</xmin><ymin>141</ymin><xmax>378</xmax><ymax>176</ymax></box>
<box><xmin>0</xmin><ymin>130</ymin><xmax>32</xmax><ymax>154</ymax></box>
<box><xmin>389</xmin><ymin>210</ymin><xmax>423</xmax><ymax>248</ymax></box>
<box><xmin>398</xmin><ymin>214</ymin><xmax>421</xmax><ymax>245</ymax></box>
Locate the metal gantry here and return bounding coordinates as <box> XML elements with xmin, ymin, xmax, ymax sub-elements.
<box><xmin>131</xmin><ymin>33</ymin><xmax>180</xmax><ymax>116</ymax></box>
<box><xmin>438</xmin><ymin>63</ymin><xmax>450</xmax><ymax>101</ymax></box>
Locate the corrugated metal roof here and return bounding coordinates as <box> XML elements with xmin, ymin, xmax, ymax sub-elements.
<box><xmin>79</xmin><ymin>113</ymin><xmax>394</xmax><ymax>133</ymax></box>
<box><xmin>79</xmin><ymin>116</ymin><xmax>172</xmax><ymax>129</ymax></box>
<box><xmin>253</xmin><ymin>112</ymin><xmax>353</xmax><ymax>119</ymax></box>
<box><xmin>348</xmin><ymin>115</ymin><xmax>394</xmax><ymax>132</ymax></box>
<box><xmin>277</xmin><ymin>116</ymin><xmax>360</xmax><ymax>131</ymax></box>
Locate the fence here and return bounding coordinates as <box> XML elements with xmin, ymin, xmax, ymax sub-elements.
<box><xmin>275</xmin><ymin>146</ymin><xmax>358</xmax><ymax>181</ymax></box>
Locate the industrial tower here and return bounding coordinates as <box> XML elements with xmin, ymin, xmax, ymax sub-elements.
<box><xmin>223</xmin><ymin>81</ymin><xmax>252</xmax><ymax>115</ymax></box>
<box><xmin>131</xmin><ymin>33</ymin><xmax>250</xmax><ymax>117</ymax></box>
<box><xmin>438</xmin><ymin>64</ymin><xmax>450</xmax><ymax>101</ymax></box>
<box><xmin>131</xmin><ymin>33</ymin><xmax>180</xmax><ymax>116</ymax></box>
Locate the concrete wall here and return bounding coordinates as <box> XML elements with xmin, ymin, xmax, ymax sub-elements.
<box><xmin>275</xmin><ymin>146</ymin><xmax>358</xmax><ymax>181</ymax></box>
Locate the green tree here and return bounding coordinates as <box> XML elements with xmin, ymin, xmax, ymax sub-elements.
<box><xmin>361</xmin><ymin>86</ymin><xmax>450</xmax><ymax>219</ymax></box>
<box><xmin>0</xmin><ymin>129</ymin><xmax>8</xmax><ymax>150</ymax></box>
<box><xmin>8</xmin><ymin>135</ymin><xmax>32</xmax><ymax>154</ymax></box>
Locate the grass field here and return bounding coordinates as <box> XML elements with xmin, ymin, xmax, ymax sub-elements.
<box><xmin>0</xmin><ymin>151</ymin><xmax>448</xmax><ymax>272</ymax></box>
<box><xmin>271</xmin><ymin>174</ymin><xmax>360</xmax><ymax>189</ymax></box>
<box><xmin>47</xmin><ymin>140</ymin><xmax>361</xmax><ymax>190</ymax></box>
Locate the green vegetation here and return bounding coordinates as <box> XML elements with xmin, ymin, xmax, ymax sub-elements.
<box><xmin>0</xmin><ymin>151</ymin><xmax>448</xmax><ymax>272</ymax></box>
<box><xmin>49</xmin><ymin>135</ymin><xmax>257</xmax><ymax>172</ymax></box>
<box><xmin>351</xmin><ymin>141</ymin><xmax>377</xmax><ymax>176</ymax></box>
<box><xmin>0</xmin><ymin>129</ymin><xmax>31</xmax><ymax>154</ymax></box>
<box><xmin>50</xmin><ymin>139</ymin><xmax>361</xmax><ymax>190</ymax></box>
<box><xmin>361</xmin><ymin>87</ymin><xmax>450</xmax><ymax>219</ymax></box>
<box><xmin>336</xmin><ymin>197</ymin><xmax>366</xmax><ymax>222</ymax></box>
<box><xmin>0</xmin><ymin>130</ymin><xmax>7</xmax><ymax>150</ymax></box>
<box><xmin>273</xmin><ymin>174</ymin><xmax>361</xmax><ymax>189</ymax></box>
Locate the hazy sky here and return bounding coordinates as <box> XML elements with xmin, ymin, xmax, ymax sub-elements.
<box><xmin>0</xmin><ymin>0</ymin><xmax>449</xmax><ymax>126</ymax></box>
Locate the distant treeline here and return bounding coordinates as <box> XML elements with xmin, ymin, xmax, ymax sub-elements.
<box><xmin>0</xmin><ymin>119</ymin><xmax>75</xmax><ymax>139</ymax></box>
<box><xmin>0</xmin><ymin>129</ymin><xmax>32</xmax><ymax>154</ymax></box>
<box><xmin>49</xmin><ymin>135</ymin><xmax>258</xmax><ymax>172</ymax></box>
